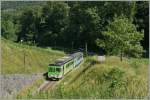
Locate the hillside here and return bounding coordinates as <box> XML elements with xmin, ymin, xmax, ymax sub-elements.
<box><xmin>1</xmin><ymin>38</ymin><xmax>148</xmax><ymax>99</ymax></box>
<box><xmin>1</xmin><ymin>38</ymin><xmax>65</xmax><ymax>74</ymax></box>
<box><xmin>32</xmin><ymin>56</ymin><xmax>148</xmax><ymax>99</ymax></box>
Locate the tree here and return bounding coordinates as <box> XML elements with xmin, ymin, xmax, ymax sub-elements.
<box><xmin>96</xmin><ymin>16</ymin><xmax>144</xmax><ymax>61</ymax></box>
<box><xmin>17</xmin><ymin>8</ymin><xmax>35</xmax><ymax>42</ymax></box>
<box><xmin>2</xmin><ymin>1</ymin><xmax>148</xmax><ymax>55</ymax></box>
<box><xmin>66</xmin><ymin>2</ymin><xmax>102</xmax><ymax>50</ymax></box>
<box><xmin>38</xmin><ymin>2</ymin><xmax>70</xmax><ymax>46</ymax></box>
<box><xmin>17</xmin><ymin>6</ymin><xmax>42</xmax><ymax>45</ymax></box>
<box><xmin>1</xmin><ymin>11</ymin><xmax>21</xmax><ymax>41</ymax></box>
<box><xmin>2</xmin><ymin>20</ymin><xmax>15</xmax><ymax>40</ymax></box>
<box><xmin>1</xmin><ymin>19</ymin><xmax>20</xmax><ymax>41</ymax></box>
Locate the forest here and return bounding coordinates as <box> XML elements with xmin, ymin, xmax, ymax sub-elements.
<box><xmin>1</xmin><ymin>1</ymin><xmax>149</xmax><ymax>99</ymax></box>
<box><xmin>1</xmin><ymin>1</ymin><xmax>149</xmax><ymax>58</ymax></box>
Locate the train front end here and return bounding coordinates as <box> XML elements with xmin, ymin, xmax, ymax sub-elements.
<box><xmin>48</xmin><ymin>64</ymin><xmax>63</xmax><ymax>79</ymax></box>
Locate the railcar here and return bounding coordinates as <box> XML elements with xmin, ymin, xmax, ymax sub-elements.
<box><xmin>48</xmin><ymin>52</ymin><xmax>83</xmax><ymax>80</ymax></box>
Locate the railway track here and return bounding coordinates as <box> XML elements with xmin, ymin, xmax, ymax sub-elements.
<box><xmin>32</xmin><ymin>60</ymin><xmax>84</xmax><ymax>96</ymax></box>
<box><xmin>38</xmin><ymin>80</ymin><xmax>57</xmax><ymax>92</ymax></box>
<box><xmin>32</xmin><ymin>80</ymin><xmax>57</xmax><ymax>96</ymax></box>
<box><xmin>40</xmin><ymin>81</ymin><xmax>57</xmax><ymax>91</ymax></box>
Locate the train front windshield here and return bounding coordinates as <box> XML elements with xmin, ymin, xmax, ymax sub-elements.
<box><xmin>56</xmin><ymin>68</ymin><xmax>62</xmax><ymax>72</ymax></box>
<box><xmin>48</xmin><ymin>65</ymin><xmax>62</xmax><ymax>72</ymax></box>
<box><xmin>48</xmin><ymin>66</ymin><xmax>55</xmax><ymax>72</ymax></box>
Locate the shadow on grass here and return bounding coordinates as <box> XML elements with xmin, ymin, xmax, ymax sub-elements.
<box><xmin>43</xmin><ymin>72</ymin><xmax>49</xmax><ymax>80</ymax></box>
<box><xmin>51</xmin><ymin>46</ymin><xmax>73</xmax><ymax>54</ymax></box>
<box><xmin>43</xmin><ymin>72</ymin><xmax>60</xmax><ymax>81</ymax></box>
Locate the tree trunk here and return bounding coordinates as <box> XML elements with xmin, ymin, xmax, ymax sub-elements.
<box><xmin>72</xmin><ymin>41</ymin><xmax>74</xmax><ymax>51</ymax></box>
<box><xmin>54</xmin><ymin>41</ymin><xmax>56</xmax><ymax>49</ymax></box>
<box><xmin>85</xmin><ymin>42</ymin><xmax>87</xmax><ymax>56</ymax></box>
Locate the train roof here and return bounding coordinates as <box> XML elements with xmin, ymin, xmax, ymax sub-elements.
<box><xmin>69</xmin><ymin>52</ymin><xmax>83</xmax><ymax>57</ymax></box>
<box><xmin>54</xmin><ymin>56</ymin><xmax>73</xmax><ymax>66</ymax></box>
<box><xmin>49</xmin><ymin>52</ymin><xmax>83</xmax><ymax>66</ymax></box>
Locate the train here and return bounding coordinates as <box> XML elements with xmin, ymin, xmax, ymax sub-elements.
<box><xmin>48</xmin><ymin>52</ymin><xmax>83</xmax><ymax>80</ymax></box>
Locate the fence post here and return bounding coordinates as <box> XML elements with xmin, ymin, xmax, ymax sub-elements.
<box><xmin>21</xmin><ymin>40</ymin><xmax>25</xmax><ymax>72</ymax></box>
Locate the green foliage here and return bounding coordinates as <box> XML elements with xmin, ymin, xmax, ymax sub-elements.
<box><xmin>38</xmin><ymin>2</ymin><xmax>70</xmax><ymax>46</ymax></box>
<box><xmin>1</xmin><ymin>20</ymin><xmax>17</xmax><ymax>41</ymax></box>
<box><xmin>1</xmin><ymin>11</ymin><xmax>21</xmax><ymax>41</ymax></box>
<box><xmin>103</xmin><ymin>67</ymin><xmax>125</xmax><ymax>87</ymax></box>
<box><xmin>17</xmin><ymin>6</ymin><xmax>42</xmax><ymax>43</ymax></box>
<box><xmin>66</xmin><ymin>4</ymin><xmax>101</xmax><ymax>49</ymax></box>
<box><xmin>96</xmin><ymin>16</ymin><xmax>144</xmax><ymax>59</ymax></box>
<box><xmin>103</xmin><ymin>2</ymin><xmax>136</xmax><ymax>22</ymax></box>
<box><xmin>1</xmin><ymin>1</ymin><xmax>148</xmax><ymax>55</ymax></box>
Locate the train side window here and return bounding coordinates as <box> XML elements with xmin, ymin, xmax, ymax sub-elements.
<box><xmin>66</xmin><ymin>61</ymin><xmax>73</xmax><ymax>68</ymax></box>
<box><xmin>67</xmin><ymin>63</ymin><xmax>70</xmax><ymax>68</ymax></box>
<box><xmin>77</xmin><ymin>56</ymin><xmax>81</xmax><ymax>61</ymax></box>
<box><xmin>66</xmin><ymin>63</ymin><xmax>69</xmax><ymax>68</ymax></box>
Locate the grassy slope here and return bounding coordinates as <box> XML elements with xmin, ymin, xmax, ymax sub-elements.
<box><xmin>1</xmin><ymin>38</ymin><xmax>65</xmax><ymax>74</ymax></box>
<box><xmin>33</xmin><ymin>56</ymin><xmax>148</xmax><ymax>99</ymax></box>
<box><xmin>5</xmin><ymin>38</ymin><xmax>148</xmax><ymax>99</ymax></box>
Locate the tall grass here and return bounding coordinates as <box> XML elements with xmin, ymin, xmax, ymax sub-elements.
<box><xmin>1</xmin><ymin>38</ymin><xmax>65</xmax><ymax>74</ymax></box>
<box><xmin>16</xmin><ymin>78</ymin><xmax>45</xmax><ymax>99</ymax></box>
<box><xmin>5</xmin><ymin>39</ymin><xmax>147</xmax><ymax>99</ymax></box>
<box><xmin>33</xmin><ymin>56</ymin><xmax>148</xmax><ymax>99</ymax></box>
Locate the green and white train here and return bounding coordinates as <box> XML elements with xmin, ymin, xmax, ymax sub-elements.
<box><xmin>48</xmin><ymin>52</ymin><xmax>83</xmax><ymax>79</ymax></box>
